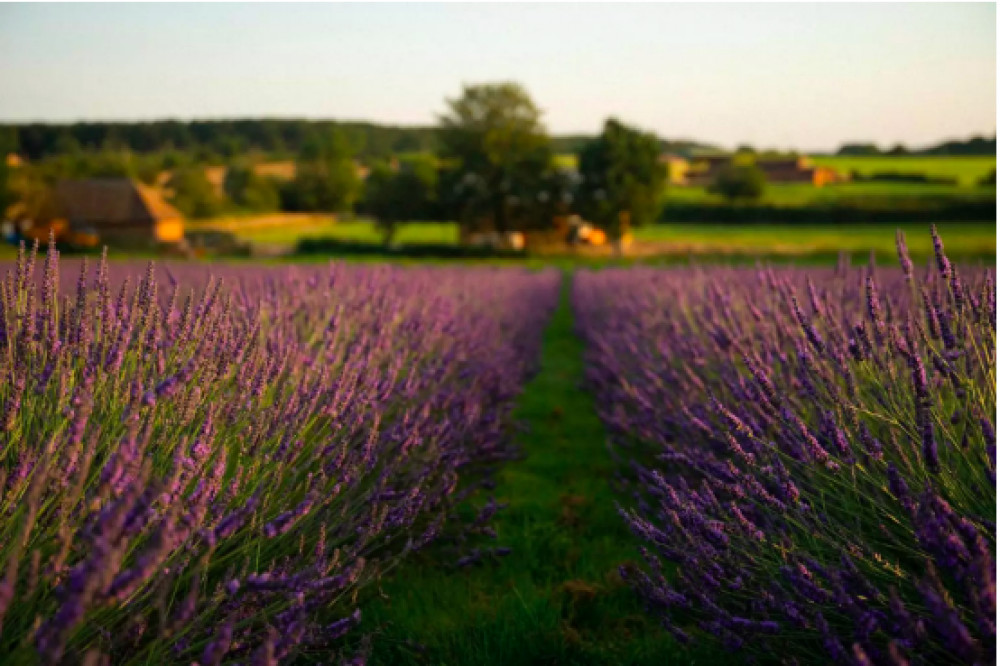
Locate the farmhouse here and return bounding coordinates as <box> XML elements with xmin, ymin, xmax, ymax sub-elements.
<box><xmin>681</xmin><ymin>153</ymin><xmax>842</xmax><ymax>187</ymax></box>
<box><xmin>756</xmin><ymin>157</ymin><xmax>840</xmax><ymax>186</ymax></box>
<box><xmin>54</xmin><ymin>178</ymin><xmax>186</xmax><ymax>248</ymax></box>
<box><xmin>659</xmin><ymin>154</ymin><xmax>691</xmax><ymax>185</ymax></box>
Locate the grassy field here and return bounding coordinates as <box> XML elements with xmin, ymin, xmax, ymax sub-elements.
<box><xmin>1</xmin><ymin>219</ymin><xmax>992</xmax><ymax>265</ymax></box>
<box><xmin>810</xmin><ymin>154</ymin><xmax>996</xmax><ymax>186</ymax></box>
<box><xmin>659</xmin><ymin>154</ymin><xmax>996</xmax><ymax>205</ymax></box>
<box><xmin>662</xmin><ymin>180</ymin><xmax>996</xmax><ymax>205</ymax></box>
<box><xmin>359</xmin><ymin>276</ymin><xmax>721</xmax><ymax>665</ymax></box>
<box><xmin>224</xmin><ymin>219</ymin><xmax>458</xmax><ymax>247</ymax></box>
<box><xmin>632</xmin><ymin>221</ymin><xmax>995</xmax><ymax>260</ymax></box>
<box><xmin>228</xmin><ymin>218</ymin><xmax>993</xmax><ymax>263</ymax></box>
<box><xmin>554</xmin><ymin>153</ymin><xmax>997</xmax><ymax>189</ymax></box>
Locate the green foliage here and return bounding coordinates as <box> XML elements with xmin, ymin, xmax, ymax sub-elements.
<box><xmin>5</xmin><ymin>120</ymin><xmax>441</xmax><ymax>163</ymax></box>
<box><xmin>921</xmin><ymin>134</ymin><xmax>996</xmax><ymax>155</ymax></box>
<box><xmin>166</xmin><ymin>167</ymin><xmax>222</xmax><ymax>218</ymax></box>
<box><xmin>25</xmin><ymin>150</ymin><xmax>173</xmax><ymax>188</ymax></box>
<box><xmin>438</xmin><ymin>82</ymin><xmax>553</xmax><ymax>233</ymax></box>
<box><xmin>835</xmin><ymin>135</ymin><xmax>996</xmax><ymax>157</ymax></box>
<box><xmin>0</xmin><ymin>128</ymin><xmax>16</xmax><ymax>214</ymax></box>
<box><xmin>576</xmin><ymin>118</ymin><xmax>666</xmax><ymax>235</ymax></box>
<box><xmin>363</xmin><ymin>155</ymin><xmax>439</xmax><ymax>243</ymax></box>
<box><xmin>811</xmin><ymin>155</ymin><xmax>996</xmax><ymax>187</ymax></box>
<box><xmin>223</xmin><ymin>164</ymin><xmax>280</xmax><ymax>212</ymax></box>
<box><xmin>708</xmin><ymin>164</ymin><xmax>767</xmax><ymax>201</ymax></box>
<box><xmin>281</xmin><ymin>128</ymin><xmax>362</xmax><ymax>214</ymax></box>
<box><xmin>836</xmin><ymin>143</ymin><xmax>882</xmax><ymax>156</ymax></box>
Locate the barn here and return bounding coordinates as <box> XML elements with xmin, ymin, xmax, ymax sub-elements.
<box><xmin>55</xmin><ymin>178</ymin><xmax>186</xmax><ymax>248</ymax></box>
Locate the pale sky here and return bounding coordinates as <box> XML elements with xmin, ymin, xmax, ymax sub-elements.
<box><xmin>0</xmin><ymin>3</ymin><xmax>995</xmax><ymax>152</ymax></box>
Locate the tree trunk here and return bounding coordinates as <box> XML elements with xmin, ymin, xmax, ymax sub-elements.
<box><xmin>613</xmin><ymin>210</ymin><xmax>631</xmax><ymax>257</ymax></box>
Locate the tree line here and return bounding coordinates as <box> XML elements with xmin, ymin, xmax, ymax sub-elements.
<box><xmin>2</xmin><ymin>118</ymin><xmax>706</xmax><ymax>164</ymax></box>
<box><xmin>835</xmin><ymin>135</ymin><xmax>996</xmax><ymax>156</ymax></box>
<box><xmin>4</xmin><ymin>120</ymin><xmax>439</xmax><ymax>162</ymax></box>
<box><xmin>2</xmin><ymin>84</ymin><xmax>669</xmax><ymax>244</ymax></box>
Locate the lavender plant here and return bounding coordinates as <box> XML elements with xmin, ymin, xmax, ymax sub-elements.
<box><xmin>575</xmin><ymin>228</ymin><xmax>995</xmax><ymax>665</ymax></box>
<box><xmin>0</xmin><ymin>240</ymin><xmax>558</xmax><ymax>664</ymax></box>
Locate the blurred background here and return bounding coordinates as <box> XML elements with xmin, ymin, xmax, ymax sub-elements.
<box><xmin>0</xmin><ymin>3</ymin><xmax>995</xmax><ymax>265</ymax></box>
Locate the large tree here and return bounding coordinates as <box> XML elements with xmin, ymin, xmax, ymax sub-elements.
<box><xmin>437</xmin><ymin>83</ymin><xmax>552</xmax><ymax>235</ymax></box>
<box><xmin>166</xmin><ymin>168</ymin><xmax>223</xmax><ymax>219</ymax></box>
<box><xmin>363</xmin><ymin>154</ymin><xmax>439</xmax><ymax>245</ymax></box>
<box><xmin>285</xmin><ymin>128</ymin><xmax>361</xmax><ymax>213</ymax></box>
<box><xmin>224</xmin><ymin>164</ymin><xmax>280</xmax><ymax>212</ymax></box>
<box><xmin>576</xmin><ymin>118</ymin><xmax>666</xmax><ymax>242</ymax></box>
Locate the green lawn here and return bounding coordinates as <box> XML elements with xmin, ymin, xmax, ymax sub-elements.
<box><xmin>359</xmin><ymin>276</ymin><xmax>720</xmax><ymax>665</ymax></box>
<box><xmin>632</xmin><ymin>222</ymin><xmax>995</xmax><ymax>260</ymax></box>
<box><xmin>235</xmin><ymin>219</ymin><xmax>994</xmax><ymax>260</ymax></box>
<box><xmin>811</xmin><ymin>155</ymin><xmax>996</xmax><ymax>186</ymax></box>
<box><xmin>664</xmin><ymin>181</ymin><xmax>996</xmax><ymax>206</ymax></box>
<box><xmin>3</xmin><ymin>219</ymin><xmax>992</xmax><ymax>265</ymax></box>
<box><xmin>231</xmin><ymin>219</ymin><xmax>459</xmax><ymax>246</ymax></box>
<box><xmin>663</xmin><ymin>154</ymin><xmax>996</xmax><ymax>204</ymax></box>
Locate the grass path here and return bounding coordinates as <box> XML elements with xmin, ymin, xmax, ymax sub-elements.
<box><xmin>360</xmin><ymin>273</ymin><xmax>708</xmax><ymax>665</ymax></box>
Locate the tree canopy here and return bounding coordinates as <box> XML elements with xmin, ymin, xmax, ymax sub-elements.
<box><xmin>4</xmin><ymin>120</ymin><xmax>442</xmax><ymax>163</ymax></box>
<box><xmin>362</xmin><ymin>154</ymin><xmax>440</xmax><ymax>243</ymax></box>
<box><xmin>165</xmin><ymin>168</ymin><xmax>223</xmax><ymax>219</ymax></box>
<box><xmin>708</xmin><ymin>164</ymin><xmax>767</xmax><ymax>201</ymax></box>
<box><xmin>576</xmin><ymin>118</ymin><xmax>666</xmax><ymax>237</ymax></box>
<box><xmin>223</xmin><ymin>164</ymin><xmax>280</xmax><ymax>212</ymax></box>
<box><xmin>166</xmin><ymin>167</ymin><xmax>223</xmax><ymax>219</ymax></box>
<box><xmin>437</xmin><ymin>83</ymin><xmax>553</xmax><ymax>234</ymax></box>
<box><xmin>0</xmin><ymin>128</ymin><xmax>17</xmax><ymax>215</ymax></box>
<box><xmin>283</xmin><ymin>128</ymin><xmax>362</xmax><ymax>213</ymax></box>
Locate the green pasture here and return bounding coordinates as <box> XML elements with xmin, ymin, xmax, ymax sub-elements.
<box><xmin>556</xmin><ymin>154</ymin><xmax>996</xmax><ymax>187</ymax></box>
<box><xmin>663</xmin><ymin>180</ymin><xmax>996</xmax><ymax>205</ymax></box>
<box><xmin>662</xmin><ymin>154</ymin><xmax>996</xmax><ymax>205</ymax></box>
<box><xmin>811</xmin><ymin>154</ymin><xmax>996</xmax><ymax>186</ymax></box>
<box><xmin>632</xmin><ymin>222</ymin><xmax>995</xmax><ymax>260</ymax></box>
<box><xmin>224</xmin><ymin>219</ymin><xmax>457</xmax><ymax>246</ymax></box>
<box><xmin>239</xmin><ymin>219</ymin><xmax>993</xmax><ymax>263</ymax></box>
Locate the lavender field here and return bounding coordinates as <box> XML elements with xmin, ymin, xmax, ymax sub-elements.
<box><xmin>575</xmin><ymin>228</ymin><xmax>995</xmax><ymax>664</ymax></box>
<box><xmin>0</xmin><ymin>244</ymin><xmax>558</xmax><ymax>663</ymax></box>
<box><xmin>0</xmin><ymin>228</ymin><xmax>995</xmax><ymax>665</ymax></box>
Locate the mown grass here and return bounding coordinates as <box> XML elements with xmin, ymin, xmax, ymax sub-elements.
<box><xmin>232</xmin><ymin>219</ymin><xmax>459</xmax><ymax>246</ymax></box>
<box><xmin>225</xmin><ymin>218</ymin><xmax>993</xmax><ymax>262</ymax></box>
<box><xmin>357</xmin><ymin>275</ymin><xmax>721</xmax><ymax>665</ymax></box>
<box><xmin>632</xmin><ymin>221</ymin><xmax>995</xmax><ymax>259</ymax></box>
<box><xmin>276</xmin><ymin>221</ymin><xmax>994</xmax><ymax>266</ymax></box>
<box><xmin>810</xmin><ymin>154</ymin><xmax>996</xmax><ymax>186</ymax></box>
<box><xmin>662</xmin><ymin>181</ymin><xmax>996</xmax><ymax>205</ymax></box>
<box><xmin>1</xmin><ymin>220</ymin><xmax>992</xmax><ymax>267</ymax></box>
<box><xmin>556</xmin><ymin>153</ymin><xmax>996</xmax><ymax>188</ymax></box>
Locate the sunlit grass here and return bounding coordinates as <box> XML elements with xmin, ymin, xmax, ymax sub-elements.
<box><xmin>632</xmin><ymin>222</ymin><xmax>996</xmax><ymax>258</ymax></box>
<box><xmin>811</xmin><ymin>154</ymin><xmax>996</xmax><ymax>186</ymax></box>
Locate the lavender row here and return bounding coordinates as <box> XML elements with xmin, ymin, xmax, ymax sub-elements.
<box><xmin>0</xmin><ymin>242</ymin><xmax>559</xmax><ymax>664</ymax></box>
<box><xmin>574</xmin><ymin>228</ymin><xmax>995</xmax><ymax>665</ymax></box>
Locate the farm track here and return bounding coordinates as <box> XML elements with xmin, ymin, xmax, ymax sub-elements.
<box><xmin>360</xmin><ymin>273</ymin><xmax>712</xmax><ymax>665</ymax></box>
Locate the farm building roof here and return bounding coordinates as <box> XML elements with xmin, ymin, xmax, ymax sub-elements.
<box><xmin>55</xmin><ymin>178</ymin><xmax>183</xmax><ymax>227</ymax></box>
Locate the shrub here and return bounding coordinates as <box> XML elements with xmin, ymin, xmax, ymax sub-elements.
<box><xmin>708</xmin><ymin>165</ymin><xmax>767</xmax><ymax>201</ymax></box>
